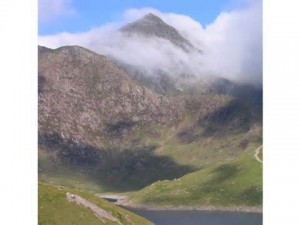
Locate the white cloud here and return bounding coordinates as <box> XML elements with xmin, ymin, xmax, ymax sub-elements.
<box><xmin>39</xmin><ymin>0</ymin><xmax>76</xmax><ymax>23</ymax></box>
<box><xmin>203</xmin><ymin>2</ymin><xmax>262</xmax><ymax>85</ymax></box>
<box><xmin>38</xmin><ymin>1</ymin><xmax>262</xmax><ymax>86</ymax></box>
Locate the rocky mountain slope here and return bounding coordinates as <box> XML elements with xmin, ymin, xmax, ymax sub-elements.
<box><xmin>38</xmin><ymin>45</ymin><xmax>193</xmax><ymax>191</ymax></box>
<box><xmin>39</xmin><ymin>45</ymin><xmax>183</xmax><ymax>145</ymax></box>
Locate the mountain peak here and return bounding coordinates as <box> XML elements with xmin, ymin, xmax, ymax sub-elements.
<box><xmin>120</xmin><ymin>13</ymin><xmax>195</xmax><ymax>52</ymax></box>
<box><xmin>121</xmin><ymin>13</ymin><xmax>167</xmax><ymax>31</ymax></box>
<box><xmin>142</xmin><ymin>13</ymin><xmax>164</xmax><ymax>22</ymax></box>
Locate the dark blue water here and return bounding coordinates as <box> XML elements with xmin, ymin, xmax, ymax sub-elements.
<box><xmin>126</xmin><ymin>208</ymin><xmax>262</xmax><ymax>225</ymax></box>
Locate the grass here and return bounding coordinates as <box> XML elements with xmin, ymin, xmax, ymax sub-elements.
<box><xmin>129</xmin><ymin>145</ymin><xmax>262</xmax><ymax>207</ymax></box>
<box><xmin>38</xmin><ymin>182</ymin><xmax>153</xmax><ymax>225</ymax></box>
<box><xmin>39</xmin><ymin>143</ymin><xmax>195</xmax><ymax>192</ymax></box>
<box><xmin>39</xmin><ymin>150</ymin><xmax>106</xmax><ymax>193</ymax></box>
<box><xmin>156</xmin><ymin>133</ymin><xmax>248</xmax><ymax>168</ymax></box>
<box><xmin>151</xmin><ymin>104</ymin><xmax>262</xmax><ymax>168</ymax></box>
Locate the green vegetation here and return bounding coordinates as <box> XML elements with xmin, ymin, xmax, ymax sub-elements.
<box><xmin>129</xmin><ymin>145</ymin><xmax>262</xmax><ymax>207</ymax></box>
<box><xmin>156</xmin><ymin>132</ymin><xmax>256</xmax><ymax>168</ymax></box>
<box><xmin>39</xmin><ymin>150</ymin><xmax>106</xmax><ymax>193</ymax></box>
<box><xmin>39</xmin><ymin>145</ymin><xmax>195</xmax><ymax>193</ymax></box>
<box><xmin>38</xmin><ymin>182</ymin><xmax>153</xmax><ymax>225</ymax></box>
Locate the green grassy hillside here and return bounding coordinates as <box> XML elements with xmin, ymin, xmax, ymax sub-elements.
<box><xmin>38</xmin><ymin>182</ymin><xmax>153</xmax><ymax>225</ymax></box>
<box><xmin>129</xmin><ymin>145</ymin><xmax>262</xmax><ymax>207</ymax></box>
<box><xmin>39</xmin><ymin>150</ymin><xmax>106</xmax><ymax>193</ymax></box>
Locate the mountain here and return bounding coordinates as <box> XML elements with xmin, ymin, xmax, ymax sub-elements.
<box><xmin>115</xmin><ymin>13</ymin><xmax>207</xmax><ymax>95</ymax></box>
<box><xmin>38</xmin><ymin>13</ymin><xmax>262</xmax><ymax>211</ymax></box>
<box><xmin>121</xmin><ymin>13</ymin><xmax>197</xmax><ymax>52</ymax></box>
<box><xmin>38</xmin><ymin>45</ymin><xmax>193</xmax><ymax>192</ymax></box>
<box><xmin>39</xmin><ymin>45</ymin><xmax>183</xmax><ymax>145</ymax></box>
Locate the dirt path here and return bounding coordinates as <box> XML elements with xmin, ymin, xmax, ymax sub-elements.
<box><xmin>254</xmin><ymin>145</ymin><xmax>263</xmax><ymax>163</ymax></box>
<box><xmin>66</xmin><ymin>192</ymin><xmax>123</xmax><ymax>224</ymax></box>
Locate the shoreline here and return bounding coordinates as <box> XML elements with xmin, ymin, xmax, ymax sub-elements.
<box><xmin>118</xmin><ymin>202</ymin><xmax>262</xmax><ymax>214</ymax></box>
<box><xmin>99</xmin><ymin>195</ymin><xmax>262</xmax><ymax>214</ymax></box>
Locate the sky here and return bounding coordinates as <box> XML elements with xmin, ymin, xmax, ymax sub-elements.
<box><xmin>38</xmin><ymin>0</ymin><xmax>262</xmax><ymax>86</ymax></box>
<box><xmin>39</xmin><ymin>0</ymin><xmax>249</xmax><ymax>35</ymax></box>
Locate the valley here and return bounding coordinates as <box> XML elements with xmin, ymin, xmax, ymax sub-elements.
<box><xmin>38</xmin><ymin>12</ymin><xmax>262</xmax><ymax>225</ymax></box>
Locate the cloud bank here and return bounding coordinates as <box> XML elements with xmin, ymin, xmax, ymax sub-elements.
<box><xmin>39</xmin><ymin>1</ymin><xmax>262</xmax><ymax>86</ymax></box>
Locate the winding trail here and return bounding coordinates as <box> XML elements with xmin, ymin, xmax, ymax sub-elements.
<box><xmin>254</xmin><ymin>145</ymin><xmax>263</xmax><ymax>163</ymax></box>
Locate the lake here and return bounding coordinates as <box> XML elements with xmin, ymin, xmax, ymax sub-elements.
<box><xmin>125</xmin><ymin>208</ymin><xmax>262</xmax><ymax>225</ymax></box>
